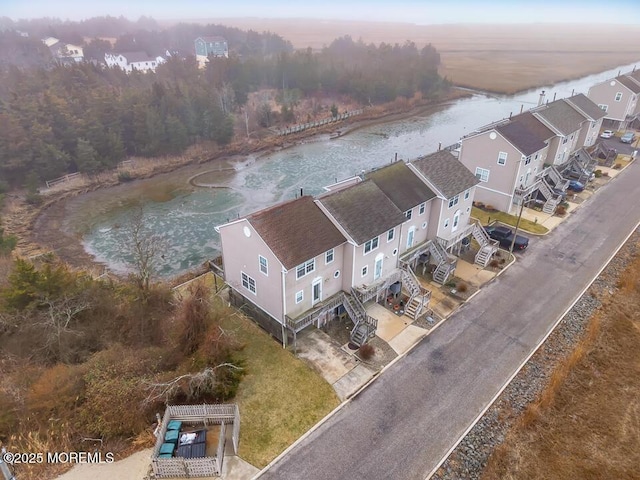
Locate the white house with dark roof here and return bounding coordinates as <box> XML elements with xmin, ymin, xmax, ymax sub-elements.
<box><xmin>104</xmin><ymin>51</ymin><xmax>165</xmax><ymax>73</ymax></box>
<box><xmin>588</xmin><ymin>71</ymin><xmax>640</xmax><ymax>130</ymax></box>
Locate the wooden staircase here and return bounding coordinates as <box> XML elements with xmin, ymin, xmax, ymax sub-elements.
<box><xmin>343</xmin><ymin>291</ymin><xmax>377</xmax><ymax>347</ymax></box>
<box><xmin>429</xmin><ymin>240</ymin><xmax>456</xmax><ymax>285</ymax></box>
<box><xmin>470</xmin><ymin>221</ymin><xmax>499</xmax><ymax>267</ymax></box>
<box><xmin>537</xmin><ymin>179</ymin><xmax>561</xmax><ymax>214</ymax></box>
<box><xmin>401</xmin><ymin>266</ymin><xmax>430</xmax><ymax>321</ymax></box>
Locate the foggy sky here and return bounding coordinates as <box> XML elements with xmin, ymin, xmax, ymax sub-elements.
<box><xmin>2</xmin><ymin>0</ymin><xmax>638</xmax><ymax>24</ymax></box>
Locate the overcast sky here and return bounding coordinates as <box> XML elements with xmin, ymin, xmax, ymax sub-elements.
<box><xmin>2</xmin><ymin>0</ymin><xmax>639</xmax><ymax>24</ymax></box>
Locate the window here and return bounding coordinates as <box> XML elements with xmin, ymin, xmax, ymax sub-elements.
<box><xmin>259</xmin><ymin>255</ymin><xmax>268</xmax><ymax>275</ymax></box>
<box><xmin>497</xmin><ymin>151</ymin><xmax>507</xmax><ymax>165</ymax></box>
<box><xmin>444</xmin><ymin>218</ymin><xmax>450</xmax><ymax>228</ymax></box>
<box><xmin>361</xmin><ymin>265</ymin><xmax>368</xmax><ymax>277</ymax></box>
<box><xmin>241</xmin><ymin>272</ymin><xmax>256</xmax><ymax>294</ymax></box>
<box><xmin>562</xmin><ymin>136</ymin><xmax>568</xmax><ymax>144</ymax></box>
<box><xmin>392</xmin><ymin>248</ymin><xmax>398</xmax><ymax>256</ymax></box>
<box><xmin>405</xmin><ymin>209</ymin><xmax>412</xmax><ymax>220</ymax></box>
<box><xmin>295</xmin><ymin>290</ymin><xmax>304</xmax><ymax>304</ymax></box>
<box><xmin>615</xmin><ymin>92</ymin><xmax>623</xmax><ymax>102</ymax></box>
<box><xmin>475</xmin><ymin>167</ymin><xmax>490</xmax><ymax>182</ymax></box>
<box><xmin>419</xmin><ymin>202</ymin><xmax>426</xmax><ymax>215</ymax></box>
<box><xmin>334</xmin><ymin>270</ymin><xmax>340</xmax><ymax>279</ymax></box>
<box><xmin>524</xmin><ymin>155</ymin><xmax>532</xmax><ymax>165</ymax></box>
<box><xmin>364</xmin><ymin>236</ymin><xmax>379</xmax><ymax>254</ymax></box>
<box><xmin>387</xmin><ymin>228</ymin><xmax>395</xmax><ymax>242</ymax></box>
<box><xmin>464</xmin><ymin>190</ymin><xmax>470</xmax><ymax>200</ymax></box>
<box><xmin>325</xmin><ymin>249</ymin><xmax>334</xmax><ymax>265</ymax></box>
<box><xmin>296</xmin><ymin>259</ymin><xmax>315</xmax><ymax>279</ymax></box>
<box><xmin>448</xmin><ymin>194</ymin><xmax>460</xmax><ymax>208</ymax></box>
<box><xmin>598</xmin><ymin>104</ymin><xmax>608</xmax><ymax>112</ymax></box>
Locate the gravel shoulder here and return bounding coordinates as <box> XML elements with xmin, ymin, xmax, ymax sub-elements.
<box><xmin>432</xmin><ymin>230</ymin><xmax>640</xmax><ymax>480</ymax></box>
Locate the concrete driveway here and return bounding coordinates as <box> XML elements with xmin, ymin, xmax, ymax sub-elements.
<box><xmin>257</xmin><ymin>159</ymin><xmax>640</xmax><ymax>480</ymax></box>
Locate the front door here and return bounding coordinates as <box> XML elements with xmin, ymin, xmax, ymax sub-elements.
<box><xmin>452</xmin><ymin>210</ymin><xmax>461</xmax><ymax>232</ymax></box>
<box><xmin>407</xmin><ymin>226</ymin><xmax>416</xmax><ymax>249</ymax></box>
<box><xmin>312</xmin><ymin>278</ymin><xmax>322</xmax><ymax>305</ymax></box>
<box><xmin>374</xmin><ymin>254</ymin><xmax>384</xmax><ymax>281</ymax></box>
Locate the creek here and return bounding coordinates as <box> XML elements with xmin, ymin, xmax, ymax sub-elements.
<box><xmin>65</xmin><ymin>61</ymin><xmax>639</xmax><ymax>277</ymax></box>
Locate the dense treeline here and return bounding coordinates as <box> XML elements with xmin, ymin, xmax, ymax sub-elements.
<box><xmin>0</xmin><ymin>17</ymin><xmax>446</xmax><ymax>187</ymax></box>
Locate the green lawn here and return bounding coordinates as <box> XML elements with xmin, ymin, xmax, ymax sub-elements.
<box><xmin>220</xmin><ymin>310</ymin><xmax>339</xmax><ymax>468</ymax></box>
<box><xmin>472</xmin><ymin>207</ymin><xmax>549</xmax><ymax>234</ymax></box>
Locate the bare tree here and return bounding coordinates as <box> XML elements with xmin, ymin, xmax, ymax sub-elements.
<box><xmin>120</xmin><ymin>204</ymin><xmax>167</xmax><ymax>292</ymax></box>
<box><xmin>143</xmin><ymin>363</ymin><xmax>242</xmax><ymax>406</ymax></box>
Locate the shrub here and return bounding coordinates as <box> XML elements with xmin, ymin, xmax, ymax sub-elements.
<box><xmin>358</xmin><ymin>343</ymin><xmax>375</xmax><ymax>360</ymax></box>
<box><xmin>613</xmin><ymin>163</ymin><xmax>622</xmax><ymax>170</ymax></box>
<box><xmin>118</xmin><ymin>171</ymin><xmax>134</xmax><ymax>182</ymax></box>
<box><xmin>489</xmin><ymin>259</ymin><xmax>500</xmax><ymax>268</ymax></box>
<box><xmin>594</xmin><ymin>169</ymin><xmax>603</xmax><ymax>178</ymax></box>
<box><xmin>485</xmin><ymin>204</ymin><xmax>496</xmax><ymax>212</ymax></box>
<box><xmin>556</xmin><ymin>205</ymin><xmax>567</xmax><ymax>216</ymax></box>
<box><xmin>457</xmin><ymin>282</ymin><xmax>468</xmax><ymax>293</ymax></box>
<box><xmin>475</xmin><ymin>201</ymin><xmax>485</xmax><ymax>209</ymax></box>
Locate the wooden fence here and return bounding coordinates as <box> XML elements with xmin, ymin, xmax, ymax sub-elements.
<box><xmin>45</xmin><ymin>172</ymin><xmax>82</xmax><ymax>189</ymax></box>
<box><xmin>277</xmin><ymin>109</ymin><xmax>364</xmax><ymax>136</ymax></box>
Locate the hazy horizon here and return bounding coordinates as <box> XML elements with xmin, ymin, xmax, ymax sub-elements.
<box><xmin>2</xmin><ymin>0</ymin><xmax>639</xmax><ymax>25</ymax></box>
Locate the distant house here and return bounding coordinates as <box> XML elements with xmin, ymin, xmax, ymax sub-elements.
<box><xmin>587</xmin><ymin>71</ymin><xmax>640</xmax><ymax>130</ymax></box>
<box><xmin>458</xmin><ymin>94</ymin><xmax>603</xmax><ymax>214</ymax></box>
<box><xmin>41</xmin><ymin>37</ymin><xmax>84</xmax><ymax>64</ymax></box>
<box><xmin>217</xmin><ymin>154</ymin><xmax>496</xmax><ymax>347</ymax></box>
<box><xmin>104</xmin><ymin>51</ymin><xmax>165</xmax><ymax>73</ymax></box>
<box><xmin>195</xmin><ymin>36</ymin><xmax>229</xmax><ymax>67</ymax></box>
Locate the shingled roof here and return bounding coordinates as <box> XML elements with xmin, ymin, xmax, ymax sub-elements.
<box><xmin>628</xmin><ymin>70</ymin><xmax>640</xmax><ymax>85</ymax></box>
<box><xmin>318</xmin><ymin>180</ymin><xmax>406</xmax><ymax>245</ymax></box>
<box><xmin>616</xmin><ymin>75</ymin><xmax>640</xmax><ymax>94</ymax></box>
<box><xmin>411</xmin><ymin>150</ymin><xmax>479</xmax><ymax>199</ymax></box>
<box><xmin>533</xmin><ymin>99</ymin><xmax>587</xmax><ymax>136</ymax></box>
<box><xmin>565</xmin><ymin>93</ymin><xmax>607</xmax><ymax>121</ymax></box>
<box><xmin>119</xmin><ymin>51</ymin><xmax>157</xmax><ymax>63</ymax></box>
<box><xmin>497</xmin><ymin>120</ymin><xmax>547</xmax><ymax>156</ymax></box>
<box><xmin>247</xmin><ymin>196</ymin><xmax>346</xmax><ymax>269</ymax></box>
<box><xmin>365</xmin><ymin>161</ymin><xmax>436</xmax><ymax>212</ymax></box>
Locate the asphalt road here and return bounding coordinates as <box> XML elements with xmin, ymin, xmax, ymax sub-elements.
<box><xmin>258</xmin><ymin>160</ymin><xmax>640</xmax><ymax>480</ymax></box>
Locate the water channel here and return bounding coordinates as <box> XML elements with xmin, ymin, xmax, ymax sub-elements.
<box><xmin>69</xmin><ymin>61</ymin><xmax>639</xmax><ymax>277</ymax></box>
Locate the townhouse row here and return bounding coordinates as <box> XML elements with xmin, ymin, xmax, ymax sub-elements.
<box><xmin>217</xmin><ymin>152</ymin><xmax>495</xmax><ymax>347</ymax></box>
<box><xmin>216</xmin><ymin>67</ymin><xmax>638</xmax><ymax>347</ymax></box>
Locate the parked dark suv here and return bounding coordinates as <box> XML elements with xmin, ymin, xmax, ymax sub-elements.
<box><xmin>484</xmin><ymin>225</ymin><xmax>529</xmax><ymax>251</ymax></box>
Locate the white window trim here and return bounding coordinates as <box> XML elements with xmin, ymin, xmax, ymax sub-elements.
<box><xmin>475</xmin><ymin>167</ymin><xmax>490</xmax><ymax>182</ymax></box>
<box><xmin>598</xmin><ymin>104</ymin><xmax>608</xmax><ymax>112</ymax></box>
<box><xmin>241</xmin><ymin>271</ymin><xmax>256</xmax><ymax>295</ymax></box>
<box><xmin>405</xmin><ymin>209</ymin><xmax>412</xmax><ymax>220</ymax></box>
<box><xmin>614</xmin><ymin>92</ymin><xmax>623</xmax><ymax>102</ymax></box>
<box><xmin>295</xmin><ymin>290</ymin><xmax>304</xmax><ymax>304</ymax></box>
<box><xmin>325</xmin><ymin>248</ymin><xmax>334</xmax><ymax>265</ymax></box>
<box><xmin>464</xmin><ymin>189</ymin><xmax>470</xmax><ymax>200</ymax></box>
<box><xmin>258</xmin><ymin>255</ymin><xmax>268</xmax><ymax>276</ymax></box>
<box><xmin>296</xmin><ymin>259</ymin><xmax>316</xmax><ymax>280</ymax></box>
<box><xmin>497</xmin><ymin>151</ymin><xmax>507</xmax><ymax>165</ymax></box>
<box><xmin>419</xmin><ymin>202</ymin><xmax>426</xmax><ymax>215</ymax></box>
<box><xmin>448</xmin><ymin>194</ymin><xmax>460</xmax><ymax>209</ymax></box>
<box><xmin>361</xmin><ymin>265</ymin><xmax>368</xmax><ymax>277</ymax></box>
<box><xmin>387</xmin><ymin>228</ymin><xmax>395</xmax><ymax>243</ymax></box>
<box><xmin>364</xmin><ymin>236</ymin><xmax>380</xmax><ymax>255</ymax></box>
<box><xmin>444</xmin><ymin>218</ymin><xmax>450</xmax><ymax>228</ymax></box>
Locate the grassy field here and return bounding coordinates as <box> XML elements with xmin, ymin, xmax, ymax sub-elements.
<box><xmin>210</xmin><ymin>19</ymin><xmax>640</xmax><ymax>94</ymax></box>
<box><xmin>471</xmin><ymin>207</ymin><xmax>549</xmax><ymax>234</ymax></box>
<box><xmin>220</xmin><ymin>310</ymin><xmax>340</xmax><ymax>468</ymax></box>
<box><xmin>480</xmin><ymin>247</ymin><xmax>640</xmax><ymax>480</ymax></box>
